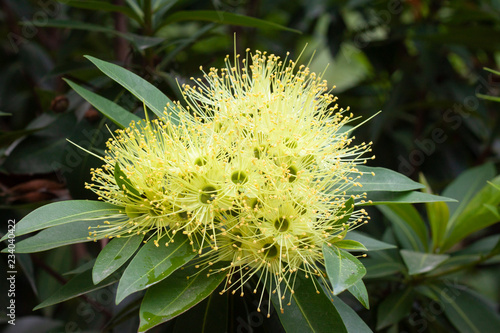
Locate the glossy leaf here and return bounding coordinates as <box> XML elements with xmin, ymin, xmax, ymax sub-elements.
<box><xmin>426</xmin><ymin>201</ymin><xmax>450</xmax><ymax>251</ymax></box>
<box><xmin>172</xmin><ymin>290</ymin><xmax>228</xmax><ymax>333</ymax></box>
<box><xmin>376</xmin><ymin>288</ymin><xmax>414</xmax><ymax>330</ymax></box>
<box><xmin>345</xmin><ymin>231</ymin><xmax>396</xmax><ymax>251</ymax></box>
<box><xmin>442</xmin><ymin>175</ymin><xmax>500</xmax><ymax>251</ymax></box>
<box><xmin>93</xmin><ymin>234</ymin><xmax>144</xmax><ymax>284</ymax></box>
<box><xmin>5</xmin><ymin>219</ymin><xmax>107</xmax><ymax>253</ymax></box>
<box><xmin>360</xmin><ymin>191</ymin><xmax>456</xmax><ymax>205</ymax></box>
<box><xmin>85</xmin><ymin>56</ymin><xmax>176</xmax><ymax>121</ymax></box>
<box><xmin>138</xmin><ymin>266</ymin><xmax>225</xmax><ymax>332</ymax></box>
<box><xmin>331</xmin><ymin>296</ymin><xmax>372</xmax><ymax>333</ymax></box>
<box><xmin>115</xmin><ymin>233</ymin><xmax>196</xmax><ymax>304</ymax></box>
<box><xmin>378</xmin><ymin>204</ymin><xmax>427</xmax><ymax>252</ymax></box>
<box><xmin>442</xmin><ymin>163</ymin><xmax>495</xmax><ymax>222</ymax></box>
<box><xmin>323</xmin><ymin>245</ymin><xmax>366</xmax><ymax>295</ymax></box>
<box><xmin>432</xmin><ymin>286</ymin><xmax>500</xmax><ymax>333</ymax></box>
<box><xmin>160</xmin><ymin>10</ymin><xmax>301</xmax><ymax>33</ymax></box>
<box><xmin>399</xmin><ymin>249</ymin><xmax>449</xmax><ymax>275</ymax></box>
<box><xmin>65</xmin><ymin>79</ymin><xmax>141</xmax><ymax>129</ymax></box>
<box><xmin>347</xmin><ymin>279</ymin><xmax>370</xmax><ymax>309</ymax></box>
<box><xmin>34</xmin><ymin>268</ymin><xmax>119</xmax><ymax>310</ymax></box>
<box><xmin>0</xmin><ymin>200</ymin><xmax>120</xmax><ymax>242</ymax></box>
<box><xmin>354</xmin><ymin>166</ymin><xmax>424</xmax><ymax>192</ymax></box>
<box><xmin>334</xmin><ymin>240</ymin><xmax>367</xmax><ymax>251</ymax></box>
<box><xmin>272</xmin><ymin>271</ymin><xmax>348</xmax><ymax>333</ymax></box>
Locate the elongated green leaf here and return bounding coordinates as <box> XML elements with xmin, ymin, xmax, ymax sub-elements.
<box><xmin>432</xmin><ymin>286</ymin><xmax>500</xmax><ymax>333</ymax></box>
<box><xmin>426</xmin><ymin>201</ymin><xmax>449</xmax><ymax>251</ymax></box>
<box><xmin>360</xmin><ymin>191</ymin><xmax>456</xmax><ymax>205</ymax></box>
<box><xmin>0</xmin><ymin>200</ymin><xmax>120</xmax><ymax>242</ymax></box>
<box><xmin>114</xmin><ymin>163</ymin><xmax>141</xmax><ymax>199</ymax></box>
<box><xmin>443</xmin><ymin>176</ymin><xmax>500</xmax><ymax>251</ymax></box>
<box><xmin>159</xmin><ymin>10</ymin><xmax>301</xmax><ymax>33</ymax></box>
<box><xmin>93</xmin><ymin>234</ymin><xmax>144</xmax><ymax>284</ymax></box>
<box><xmin>378</xmin><ymin>205</ymin><xmax>427</xmax><ymax>252</ymax></box>
<box><xmin>347</xmin><ymin>279</ymin><xmax>369</xmax><ymax>309</ymax></box>
<box><xmin>138</xmin><ymin>266</ymin><xmax>225</xmax><ymax>332</ymax></box>
<box><xmin>376</xmin><ymin>288</ymin><xmax>414</xmax><ymax>330</ymax></box>
<box><xmin>272</xmin><ymin>271</ymin><xmax>348</xmax><ymax>333</ymax></box>
<box><xmin>56</xmin><ymin>0</ymin><xmax>142</xmax><ymax>23</ymax></box>
<box><xmin>354</xmin><ymin>166</ymin><xmax>424</xmax><ymax>192</ymax></box>
<box><xmin>399</xmin><ymin>250</ymin><xmax>449</xmax><ymax>275</ymax></box>
<box><xmin>33</xmin><ymin>267</ymin><xmax>119</xmax><ymax>310</ymax></box>
<box><xmin>443</xmin><ymin>163</ymin><xmax>495</xmax><ymax>222</ymax></box>
<box><xmin>4</xmin><ymin>220</ymin><xmax>107</xmax><ymax>253</ymax></box>
<box><xmin>331</xmin><ymin>296</ymin><xmax>372</xmax><ymax>333</ymax></box>
<box><xmin>172</xmin><ymin>290</ymin><xmax>227</xmax><ymax>333</ymax></box>
<box><xmin>363</xmin><ymin>251</ymin><xmax>404</xmax><ymax>279</ymax></box>
<box><xmin>115</xmin><ymin>233</ymin><xmax>196</xmax><ymax>304</ymax></box>
<box><xmin>323</xmin><ymin>245</ymin><xmax>366</xmax><ymax>295</ymax></box>
<box><xmin>345</xmin><ymin>231</ymin><xmax>396</xmax><ymax>251</ymax></box>
<box><xmin>477</xmin><ymin>93</ymin><xmax>500</xmax><ymax>102</ymax></box>
<box><xmin>65</xmin><ymin>79</ymin><xmax>140</xmax><ymax>128</ymax></box>
<box><xmin>334</xmin><ymin>240</ymin><xmax>367</xmax><ymax>251</ymax></box>
<box><xmin>85</xmin><ymin>56</ymin><xmax>176</xmax><ymax>122</ymax></box>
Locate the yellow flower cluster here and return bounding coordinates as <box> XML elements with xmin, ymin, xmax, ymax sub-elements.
<box><xmin>86</xmin><ymin>49</ymin><xmax>373</xmax><ymax>315</ymax></box>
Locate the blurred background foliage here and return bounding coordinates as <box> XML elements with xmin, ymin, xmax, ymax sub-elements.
<box><xmin>1</xmin><ymin>0</ymin><xmax>500</xmax><ymax>332</ymax></box>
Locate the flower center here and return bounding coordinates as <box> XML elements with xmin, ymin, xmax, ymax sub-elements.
<box><xmin>231</xmin><ymin>171</ymin><xmax>248</xmax><ymax>185</ymax></box>
<box><xmin>200</xmin><ymin>185</ymin><xmax>217</xmax><ymax>204</ymax></box>
<box><xmin>274</xmin><ymin>217</ymin><xmax>290</xmax><ymax>232</ymax></box>
<box><xmin>194</xmin><ymin>157</ymin><xmax>207</xmax><ymax>166</ymax></box>
<box><xmin>178</xmin><ymin>210</ymin><xmax>189</xmax><ymax>220</ymax></box>
<box><xmin>287</xmin><ymin>166</ymin><xmax>298</xmax><ymax>182</ymax></box>
<box><xmin>263</xmin><ymin>243</ymin><xmax>278</xmax><ymax>258</ymax></box>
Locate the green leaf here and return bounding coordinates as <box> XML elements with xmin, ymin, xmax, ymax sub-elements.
<box><xmin>484</xmin><ymin>67</ymin><xmax>500</xmax><ymax>76</ymax></box>
<box><xmin>33</xmin><ymin>267</ymin><xmax>119</xmax><ymax>310</ymax></box>
<box><xmin>378</xmin><ymin>204</ymin><xmax>427</xmax><ymax>252</ymax></box>
<box><xmin>138</xmin><ymin>265</ymin><xmax>225</xmax><ymax>332</ymax></box>
<box><xmin>85</xmin><ymin>55</ymin><xmax>176</xmax><ymax>122</ymax></box>
<box><xmin>477</xmin><ymin>93</ymin><xmax>500</xmax><ymax>103</ymax></box>
<box><xmin>115</xmin><ymin>233</ymin><xmax>196</xmax><ymax>304</ymax></box>
<box><xmin>442</xmin><ymin>176</ymin><xmax>500</xmax><ymax>251</ymax></box>
<box><xmin>432</xmin><ymin>286</ymin><xmax>500</xmax><ymax>333</ymax></box>
<box><xmin>354</xmin><ymin>166</ymin><xmax>424</xmax><ymax>192</ymax></box>
<box><xmin>56</xmin><ymin>0</ymin><xmax>142</xmax><ymax>23</ymax></box>
<box><xmin>331</xmin><ymin>296</ymin><xmax>372</xmax><ymax>333</ymax></box>
<box><xmin>442</xmin><ymin>163</ymin><xmax>495</xmax><ymax>222</ymax></box>
<box><xmin>323</xmin><ymin>245</ymin><xmax>366</xmax><ymax>295</ymax></box>
<box><xmin>5</xmin><ymin>220</ymin><xmax>107</xmax><ymax>253</ymax></box>
<box><xmin>364</xmin><ymin>259</ymin><xmax>402</xmax><ymax>278</ymax></box>
<box><xmin>399</xmin><ymin>250</ymin><xmax>449</xmax><ymax>275</ymax></box>
<box><xmin>272</xmin><ymin>271</ymin><xmax>348</xmax><ymax>333</ymax></box>
<box><xmin>376</xmin><ymin>288</ymin><xmax>414</xmax><ymax>330</ymax></box>
<box><xmin>93</xmin><ymin>234</ymin><xmax>144</xmax><ymax>284</ymax></box>
<box><xmin>114</xmin><ymin>163</ymin><xmax>141</xmax><ymax>199</ymax></box>
<box><xmin>344</xmin><ymin>231</ymin><xmax>396</xmax><ymax>251</ymax></box>
<box><xmin>334</xmin><ymin>240</ymin><xmax>367</xmax><ymax>251</ymax></box>
<box><xmin>360</xmin><ymin>191</ymin><xmax>456</xmax><ymax>205</ymax></box>
<box><xmin>426</xmin><ymin>201</ymin><xmax>450</xmax><ymax>252</ymax></box>
<box><xmin>159</xmin><ymin>10</ymin><xmax>301</xmax><ymax>33</ymax></box>
<box><xmin>0</xmin><ymin>200</ymin><xmax>120</xmax><ymax>242</ymax></box>
<box><xmin>64</xmin><ymin>79</ymin><xmax>140</xmax><ymax>129</ymax></box>
<box><xmin>347</xmin><ymin>279</ymin><xmax>370</xmax><ymax>309</ymax></box>
<box><xmin>172</xmin><ymin>290</ymin><xmax>228</xmax><ymax>333</ymax></box>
